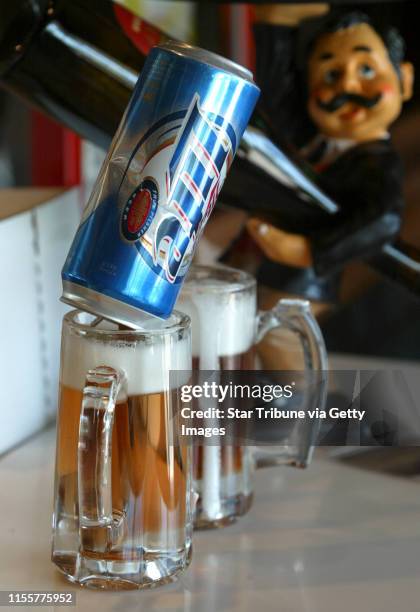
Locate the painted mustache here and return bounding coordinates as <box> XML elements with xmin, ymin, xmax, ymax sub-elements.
<box><xmin>316</xmin><ymin>92</ymin><xmax>383</xmax><ymax>113</ymax></box>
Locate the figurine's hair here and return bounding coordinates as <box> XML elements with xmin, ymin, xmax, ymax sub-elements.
<box><xmin>311</xmin><ymin>11</ymin><xmax>406</xmax><ymax>78</ymax></box>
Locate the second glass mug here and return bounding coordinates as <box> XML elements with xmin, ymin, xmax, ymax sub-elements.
<box><xmin>52</xmin><ymin>310</ymin><xmax>193</xmax><ymax>590</ymax></box>
<box><xmin>177</xmin><ymin>264</ymin><xmax>327</xmax><ymax>529</ymax></box>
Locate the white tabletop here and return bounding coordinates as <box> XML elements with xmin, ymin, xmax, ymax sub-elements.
<box><xmin>1</xmin><ymin>428</ymin><xmax>420</xmax><ymax>612</ymax></box>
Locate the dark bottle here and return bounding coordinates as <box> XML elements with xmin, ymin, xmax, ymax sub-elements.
<box><xmin>0</xmin><ymin>0</ymin><xmax>164</xmax><ymax>148</ymax></box>
<box><xmin>1</xmin><ymin>0</ymin><xmax>419</xmax><ymax>297</ymax></box>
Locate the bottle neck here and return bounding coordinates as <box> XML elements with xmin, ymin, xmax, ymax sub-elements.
<box><xmin>0</xmin><ymin>0</ymin><xmax>159</xmax><ymax>146</ymax></box>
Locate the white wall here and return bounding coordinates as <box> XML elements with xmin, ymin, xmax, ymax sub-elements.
<box><xmin>0</xmin><ymin>189</ymin><xmax>82</xmax><ymax>454</ymax></box>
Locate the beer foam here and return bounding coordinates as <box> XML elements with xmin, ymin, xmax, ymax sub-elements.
<box><xmin>177</xmin><ymin>281</ymin><xmax>256</xmax><ymax>363</ymax></box>
<box><xmin>61</xmin><ymin>325</ymin><xmax>191</xmax><ymax>396</ymax></box>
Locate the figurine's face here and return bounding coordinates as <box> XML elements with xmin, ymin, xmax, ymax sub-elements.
<box><xmin>307</xmin><ymin>22</ymin><xmax>413</xmax><ymax>142</ymax></box>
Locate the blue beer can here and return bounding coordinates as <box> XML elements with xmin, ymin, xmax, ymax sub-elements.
<box><xmin>61</xmin><ymin>41</ymin><xmax>260</xmax><ymax>326</ymax></box>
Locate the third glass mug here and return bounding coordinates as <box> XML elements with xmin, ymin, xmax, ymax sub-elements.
<box><xmin>52</xmin><ymin>310</ymin><xmax>192</xmax><ymax>589</ymax></box>
<box><xmin>177</xmin><ymin>264</ymin><xmax>327</xmax><ymax>529</ymax></box>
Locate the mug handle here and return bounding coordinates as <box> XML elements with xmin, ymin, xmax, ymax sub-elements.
<box><xmin>78</xmin><ymin>366</ymin><xmax>126</xmax><ymax>552</ymax></box>
<box><xmin>255</xmin><ymin>299</ymin><xmax>328</xmax><ymax>468</ymax></box>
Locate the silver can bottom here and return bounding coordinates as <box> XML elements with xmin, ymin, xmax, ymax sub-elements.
<box><xmin>61</xmin><ymin>281</ymin><xmax>164</xmax><ymax>329</ymax></box>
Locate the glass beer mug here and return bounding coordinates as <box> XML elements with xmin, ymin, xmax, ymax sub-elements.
<box><xmin>177</xmin><ymin>264</ymin><xmax>327</xmax><ymax>529</ymax></box>
<box><xmin>52</xmin><ymin>310</ymin><xmax>193</xmax><ymax>589</ymax></box>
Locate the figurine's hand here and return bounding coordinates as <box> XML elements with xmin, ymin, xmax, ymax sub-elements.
<box><xmin>247</xmin><ymin>218</ymin><xmax>313</xmax><ymax>268</ymax></box>
<box><xmin>254</xmin><ymin>3</ymin><xmax>329</xmax><ymax>26</ymax></box>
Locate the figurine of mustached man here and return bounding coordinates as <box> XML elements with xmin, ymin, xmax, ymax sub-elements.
<box><xmin>247</xmin><ymin>4</ymin><xmax>414</xmax><ymax>316</ymax></box>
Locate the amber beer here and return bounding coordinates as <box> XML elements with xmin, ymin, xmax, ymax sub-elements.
<box><xmin>55</xmin><ymin>389</ymin><xmax>188</xmax><ymax>555</ymax></box>
<box><xmin>177</xmin><ymin>266</ymin><xmax>257</xmax><ymax>528</ymax></box>
<box><xmin>190</xmin><ymin>317</ymin><xmax>255</xmax><ymax>525</ymax></box>
<box><xmin>52</xmin><ymin>310</ymin><xmax>192</xmax><ymax>589</ymax></box>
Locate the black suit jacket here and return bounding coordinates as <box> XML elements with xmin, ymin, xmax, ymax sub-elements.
<box><xmin>312</xmin><ymin>139</ymin><xmax>403</xmax><ymax>274</ymax></box>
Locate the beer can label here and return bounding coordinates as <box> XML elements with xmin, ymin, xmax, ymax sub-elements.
<box><xmin>63</xmin><ymin>43</ymin><xmax>259</xmax><ymax>318</ymax></box>
<box><xmin>118</xmin><ymin>94</ymin><xmax>236</xmax><ymax>283</ymax></box>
